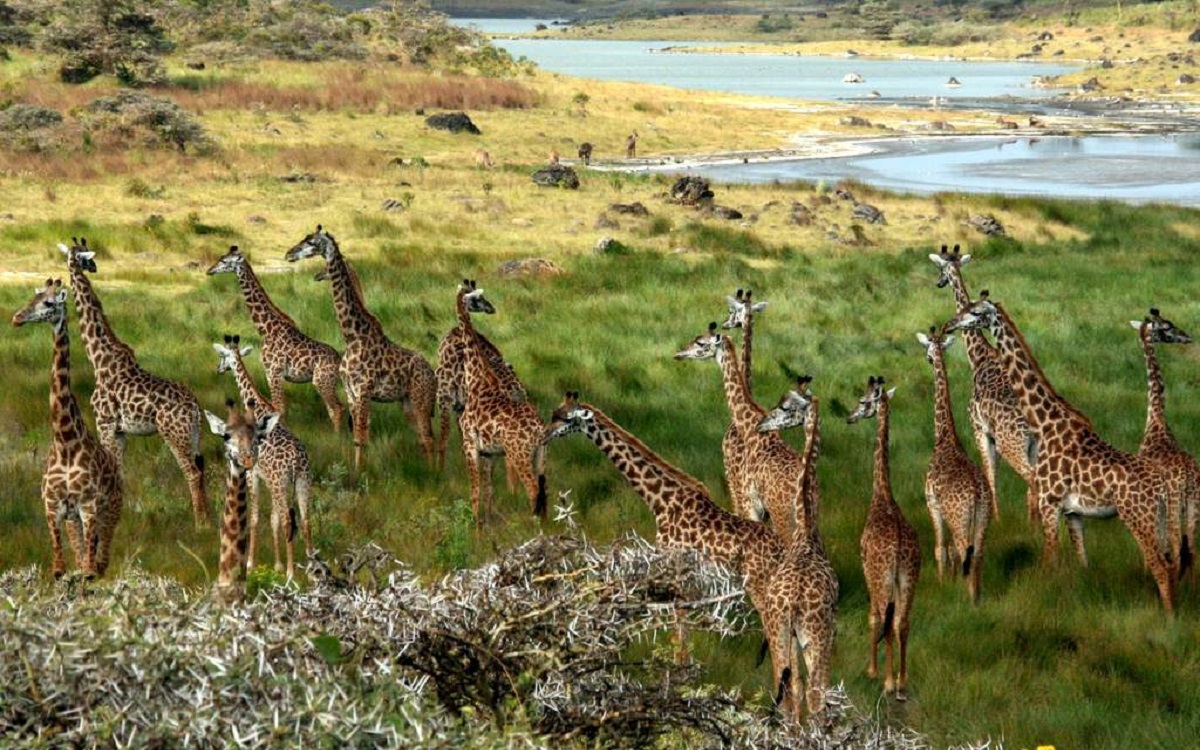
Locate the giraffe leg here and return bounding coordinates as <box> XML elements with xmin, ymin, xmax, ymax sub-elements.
<box><xmin>927</xmin><ymin>492</ymin><xmax>946</xmax><ymax>581</ymax></box>
<box><xmin>1036</xmin><ymin>483</ymin><xmax>1061</xmax><ymax>564</ymax></box>
<box><xmin>804</xmin><ymin>614</ymin><xmax>835</xmax><ymax>716</ymax></box>
<box><xmin>266</xmin><ymin>363</ymin><xmax>289</xmax><ymax>422</ymax></box>
<box><xmin>895</xmin><ymin>604</ymin><xmax>911</xmax><ymax>701</ymax></box>
<box><xmin>883</xmin><ymin>621</ymin><xmax>896</xmax><ymax>696</ymax></box>
<box><xmin>295</xmin><ymin>471</ymin><xmax>314</xmax><ymax>561</ymax></box>
<box><xmin>45</xmin><ymin>500</ymin><xmax>68</xmax><ymax>579</ymax></box>
<box><xmin>350</xmin><ymin>397</ymin><xmax>370</xmax><ymax>471</ymax></box>
<box><xmin>1065</xmin><ymin>514</ymin><xmax>1088</xmax><ymax>567</ymax></box>
<box><xmin>269</xmin><ymin>473</ymin><xmax>287</xmax><ymax>574</ymax></box>
<box><xmin>866</xmin><ymin>607</ymin><xmax>881</xmax><ymax>679</ymax></box>
<box><xmin>1123</xmin><ymin>503</ymin><xmax>1177</xmax><ymax>615</ymax></box>
<box><xmin>94</xmin><ymin>481</ymin><xmax>122</xmax><ymax>577</ymax></box>
<box><xmin>312</xmin><ymin>361</ymin><xmax>346</xmax><ymax>435</ymax></box>
<box><xmin>765</xmin><ymin>611</ymin><xmax>794</xmax><ymax>721</ymax></box>
<box><xmin>480</xmin><ymin>453</ymin><xmax>496</xmax><ymax>520</ymax></box>
<box><xmin>158</xmin><ymin>410</ymin><xmax>209</xmax><ymax>528</ymax></box>
<box><xmin>974</xmin><ymin>425</ymin><xmax>1001</xmax><ymax>521</ymax></box>
<box><xmin>78</xmin><ymin>505</ymin><xmax>98</xmax><ymax>579</ymax></box>
<box><xmin>463</xmin><ymin>435</ymin><xmax>484</xmax><ymax>524</ymax></box>
<box><xmin>414</xmin><ymin>390</ymin><xmax>437</xmax><ymax>468</ymax></box>
<box><xmin>1025</xmin><ymin>484</ymin><xmax>1040</xmax><ymax>528</ymax></box>
<box><xmin>247</xmin><ymin>470</ymin><xmax>262</xmax><ymax>573</ymax></box>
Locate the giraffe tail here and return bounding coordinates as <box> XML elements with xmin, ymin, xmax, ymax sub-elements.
<box><xmin>1181</xmin><ymin>534</ymin><xmax>1193</xmax><ymax>577</ymax></box>
<box><xmin>194</xmin><ymin>454</ymin><xmax>205</xmax><ymax>471</ymax></box>
<box><xmin>962</xmin><ymin>545</ymin><xmax>975</xmax><ymax>578</ymax></box>
<box><xmin>532</xmin><ymin>444</ymin><xmax>548</xmax><ymax>518</ymax></box>
<box><xmin>775</xmin><ymin>666</ymin><xmax>792</xmax><ymax>708</ymax></box>
<box><xmin>876</xmin><ymin>602</ymin><xmax>895</xmax><ymax>644</ymax></box>
<box><xmin>756</xmin><ymin>637</ymin><xmax>769</xmax><ymax>667</ymax></box>
<box><xmin>288</xmin><ymin>507</ymin><xmax>298</xmax><ymax>544</ymax></box>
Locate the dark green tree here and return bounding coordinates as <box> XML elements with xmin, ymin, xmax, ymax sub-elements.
<box><xmin>41</xmin><ymin>0</ymin><xmax>174</xmax><ymax>85</ymax></box>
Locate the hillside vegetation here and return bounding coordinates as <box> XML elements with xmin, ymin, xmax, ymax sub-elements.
<box><xmin>1</xmin><ymin>2</ymin><xmax>1199</xmax><ymax>749</ymax></box>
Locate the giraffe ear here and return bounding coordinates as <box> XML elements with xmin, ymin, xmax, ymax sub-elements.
<box><xmin>78</xmin><ymin>251</ymin><xmax>95</xmax><ymax>261</ymax></box>
<box><xmin>942</xmin><ymin>334</ymin><xmax>955</xmax><ymax>350</ymax></box>
<box><xmin>1130</xmin><ymin>320</ymin><xmax>1144</xmax><ymax>330</ymax></box>
<box><xmin>54</xmin><ymin>289</ymin><xmax>68</xmax><ymax>304</ymax></box>
<box><xmin>916</xmin><ymin>332</ymin><xmax>931</xmax><ymax>346</ymax></box>
<box><xmin>576</xmin><ymin>409</ymin><xmax>594</xmax><ymax>421</ymax></box>
<box><xmin>258</xmin><ymin>413</ymin><xmax>281</xmax><ymax>435</ymax></box>
<box><xmin>204</xmin><ymin>410</ymin><xmax>226</xmax><ymax>436</ymax></box>
<box><xmin>928</xmin><ymin>253</ymin><xmax>947</xmax><ymax>266</ymax></box>
<box><xmin>751</xmin><ymin>301</ymin><xmax>768</xmax><ymax>313</ymax></box>
<box><xmin>959</xmin><ymin>254</ymin><xmax>972</xmax><ymax>265</ymax></box>
<box><xmin>725</xmin><ymin>295</ymin><xmax>740</xmax><ymax>311</ymax></box>
<box><xmin>57</xmin><ymin>243</ymin><xmax>70</xmax><ymax>256</ymax></box>
<box><xmin>212</xmin><ymin>343</ymin><xmax>229</xmax><ymax>355</ymax></box>
<box><xmin>886</xmin><ymin>387</ymin><xmax>897</xmax><ymax>400</ymax></box>
<box><xmin>240</xmin><ymin>346</ymin><xmax>254</xmax><ymax>357</ymax></box>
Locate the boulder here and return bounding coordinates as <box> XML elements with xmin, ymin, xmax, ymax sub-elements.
<box><xmin>967</xmin><ymin>214</ymin><xmax>1005</xmax><ymax>237</ymax></box>
<box><xmin>495</xmin><ymin>258</ymin><xmax>565</xmax><ymax>277</ymax></box>
<box><xmin>1189</xmin><ymin>29</ymin><xmax>1200</xmax><ymax>44</ymax></box>
<box><xmin>670</xmin><ymin>176</ymin><xmax>714</xmax><ymax>206</ymax></box>
<box><xmin>852</xmin><ymin>203</ymin><xmax>886</xmax><ymax>225</ymax></box>
<box><xmin>840</xmin><ymin>116</ymin><xmax>872</xmax><ymax>127</ymax></box>
<box><xmin>609</xmin><ymin>201</ymin><xmax>649</xmax><ymax>216</ymax></box>
<box><xmin>711</xmin><ymin>206</ymin><xmax>743</xmax><ymax>220</ymax></box>
<box><xmin>595</xmin><ymin>213</ymin><xmax>619</xmax><ymax>230</ymax></box>
<box><xmin>787</xmin><ymin>202</ymin><xmax>812</xmax><ymax>226</ymax></box>
<box><xmin>531</xmin><ymin>164</ymin><xmax>580</xmax><ymax>189</ymax></box>
<box><xmin>1178</xmin><ymin>74</ymin><xmax>1196</xmax><ymax>85</ymax></box>
<box><xmin>425</xmin><ymin>111</ymin><xmax>481</xmax><ymax>135</ymax></box>
<box><xmin>594</xmin><ymin>236</ymin><xmax>628</xmax><ymax>254</ymax></box>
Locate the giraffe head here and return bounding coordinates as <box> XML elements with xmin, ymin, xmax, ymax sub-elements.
<box><xmin>285</xmin><ymin>225</ymin><xmax>336</xmax><ymax>264</ymax></box>
<box><xmin>57</xmin><ymin>237</ymin><xmax>97</xmax><ymax>274</ymax></box>
<box><xmin>721</xmin><ymin>288</ymin><xmax>768</xmax><ymax>329</ymax></box>
<box><xmin>915</xmin><ymin>325</ymin><xmax>955</xmax><ymax>365</ymax></box>
<box><xmin>212</xmin><ymin>334</ymin><xmax>254</xmax><ymax>374</ymax></box>
<box><xmin>206</xmin><ymin>245</ymin><xmax>247</xmax><ymax>276</ymax></box>
<box><xmin>944</xmin><ymin>290</ymin><xmax>998</xmax><ymax>335</ymax></box>
<box><xmin>1131</xmin><ymin>308</ymin><xmax>1192</xmax><ymax>345</ymax></box>
<box><xmin>673</xmin><ymin>321</ymin><xmax>723</xmax><ymax>362</ymax></box>
<box><xmin>12</xmin><ymin>278</ymin><xmax>67</xmax><ymax>329</ymax></box>
<box><xmin>847</xmin><ymin>376</ymin><xmax>895</xmax><ymax>424</ymax></box>
<box><xmin>205</xmin><ymin>398</ymin><xmax>278</xmax><ymax>472</ymax></box>
<box><xmin>458</xmin><ymin>279</ymin><xmax>496</xmax><ymax>315</ymax></box>
<box><xmin>542</xmin><ymin>391</ymin><xmax>594</xmax><ymax>444</ymax></box>
<box><xmin>757</xmin><ymin>374</ymin><xmax>814</xmax><ymax>433</ymax></box>
<box><xmin>928</xmin><ymin>243</ymin><xmax>971</xmax><ymax>289</ymax></box>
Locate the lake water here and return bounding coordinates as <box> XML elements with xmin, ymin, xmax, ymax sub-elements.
<box><xmin>453</xmin><ymin>18</ymin><xmax>1200</xmax><ymax>205</ymax></box>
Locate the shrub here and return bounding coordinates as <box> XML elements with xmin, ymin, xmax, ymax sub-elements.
<box><xmin>41</xmin><ymin>0</ymin><xmax>173</xmax><ymax>86</ymax></box>
<box><xmin>0</xmin><ymin>103</ymin><xmax>64</xmax><ymax>151</ymax></box>
<box><xmin>84</xmin><ymin>91</ymin><xmax>212</xmax><ymax>153</ymax></box>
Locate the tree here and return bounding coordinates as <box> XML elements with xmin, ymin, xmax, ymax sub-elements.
<box><xmin>41</xmin><ymin>0</ymin><xmax>174</xmax><ymax>86</ymax></box>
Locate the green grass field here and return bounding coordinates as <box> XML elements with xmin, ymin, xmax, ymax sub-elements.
<box><xmin>2</xmin><ymin>45</ymin><xmax>1200</xmax><ymax>749</ymax></box>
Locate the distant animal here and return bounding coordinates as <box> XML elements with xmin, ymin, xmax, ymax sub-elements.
<box><xmin>996</xmin><ymin>117</ymin><xmax>1019</xmax><ymax>130</ymax></box>
<box><xmin>946</xmin><ymin>76</ymin><xmax>962</xmax><ymax>87</ymax></box>
<box><xmin>548</xmin><ymin>149</ymin><xmax>560</xmax><ymax>166</ymax></box>
<box><xmin>625</xmin><ymin>131</ymin><xmax>638</xmax><ymax>158</ymax></box>
<box><xmin>843</xmin><ymin>72</ymin><xmax>865</xmax><ymax>84</ymax></box>
<box><xmin>578</xmin><ymin>142</ymin><xmax>593</xmax><ymax>165</ymax></box>
<box><xmin>1028</xmin><ymin>115</ymin><xmax>1044</xmax><ymax>127</ymax></box>
<box><xmin>474</xmin><ymin>148</ymin><xmax>495</xmax><ymax>169</ymax></box>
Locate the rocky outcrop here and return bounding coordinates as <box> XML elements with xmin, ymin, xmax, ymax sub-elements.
<box><xmin>531</xmin><ymin>164</ymin><xmax>580</xmax><ymax>189</ymax></box>
<box><xmin>967</xmin><ymin>214</ymin><xmax>1005</xmax><ymax>237</ymax></box>
<box><xmin>495</xmin><ymin>258</ymin><xmax>565</xmax><ymax>277</ymax></box>
<box><xmin>425</xmin><ymin>112</ymin><xmax>481</xmax><ymax>134</ymax></box>
<box><xmin>670</xmin><ymin>176</ymin><xmax>714</xmax><ymax>206</ymax></box>
<box><xmin>610</xmin><ymin>201</ymin><xmax>649</xmax><ymax>216</ymax></box>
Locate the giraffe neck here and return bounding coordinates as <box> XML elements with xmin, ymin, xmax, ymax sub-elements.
<box><xmin>217</xmin><ymin>462</ymin><xmax>250</xmax><ymax>592</ymax></box>
<box><xmin>1139</xmin><ymin>326</ymin><xmax>1176</xmax><ymax>449</ymax></box>
<box><xmin>795</xmin><ymin>398</ymin><xmax>821</xmax><ymax>542</ymax></box>
<box><xmin>931</xmin><ymin>348</ymin><xmax>960</xmax><ymax>446</ymax></box>
<box><xmin>235</xmin><ymin>258</ymin><xmax>297</xmax><ymax>335</ymax></box>
<box><xmin>581</xmin><ymin>406</ymin><xmax>710</xmax><ymax>519</ymax></box>
<box><xmin>49</xmin><ymin>311</ymin><xmax>87</xmax><ymax>448</ymax></box>
<box><xmin>68</xmin><ymin>264</ymin><xmax>137</xmax><ymax>373</ymax></box>
<box><xmin>991</xmin><ymin>303</ymin><xmax>1082</xmax><ymax>430</ymax></box>
<box><xmin>718</xmin><ymin>336</ymin><xmax>763</xmax><ymax>434</ymax></box>
<box><xmin>231</xmin><ymin>352</ymin><xmax>275</xmax><ymax>417</ymax></box>
<box><xmin>872</xmin><ymin>397</ymin><xmax>893</xmax><ymax>501</ymax></box>
<box><xmin>946</xmin><ymin>269</ymin><xmax>997</xmax><ymax>370</ymax></box>
<box><xmin>741</xmin><ymin>304</ymin><xmax>755</xmax><ymax>393</ymax></box>
<box><xmin>455</xmin><ymin>289</ymin><xmax>472</xmax><ymax>329</ymax></box>
<box><xmin>323</xmin><ymin>241</ymin><xmax>382</xmax><ymax>344</ymax></box>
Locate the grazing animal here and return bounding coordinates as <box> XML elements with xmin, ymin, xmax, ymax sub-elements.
<box><xmin>207</xmin><ymin>245</ymin><xmax>345</xmax><ymax>433</ymax></box>
<box><xmin>996</xmin><ymin>117</ymin><xmax>1019</xmax><ymax>130</ymax></box>
<box><xmin>474</xmin><ymin>148</ymin><xmax>495</xmax><ymax>169</ymax></box>
<box><xmin>917</xmin><ymin>327</ymin><xmax>990</xmax><ymax>603</ymax></box>
<box><xmin>946</xmin><ymin>294</ymin><xmax>1178</xmax><ymax>613</ymax></box>
<box><xmin>848</xmin><ymin>377</ymin><xmax>921</xmax><ymax>700</ymax></box>
<box><xmin>719</xmin><ymin>289</ymin><xmax>768</xmax><ymax>515</ymax></box>
<box><xmin>434</xmin><ymin>280</ymin><xmax>523</xmax><ymax>469</ymax></box>
<box><xmin>285</xmin><ymin>226</ymin><xmax>438</xmax><ymax>470</ymax></box>
<box><xmin>757</xmin><ymin>381</ymin><xmax>838</xmax><ymax>722</ymax></box>
<box><xmin>213</xmin><ymin>335</ymin><xmax>314</xmax><ymax>578</ymax></box>
<box><xmin>625</xmin><ymin>131</ymin><xmax>638</xmax><ymax>158</ymax></box>
<box><xmin>12</xmin><ymin>279</ymin><xmax>123</xmax><ymax>579</ymax></box>
<box><xmin>675</xmin><ymin>322</ymin><xmax>807</xmax><ymax>541</ymax></box>
<box><xmin>548</xmin><ymin>149</ymin><xmax>560</xmax><ymax>166</ymax></box>
<box><xmin>60</xmin><ymin>239</ymin><xmax>208</xmax><ymax>527</ymax></box>
<box><xmin>207</xmin><ymin>400</ymin><xmax>279</xmax><ymax>605</ymax></box>
<box><xmin>456</xmin><ymin>282</ymin><xmax>547</xmax><ymax>522</ymax></box>
<box><xmin>1131</xmin><ymin>309</ymin><xmax>1197</xmax><ymax>579</ymax></box>
<box><xmin>577</xmin><ymin>142</ymin><xmax>593</xmax><ymax>165</ymax></box>
<box><xmin>930</xmin><ymin>247</ymin><xmax>1036</xmax><ymax>522</ymax></box>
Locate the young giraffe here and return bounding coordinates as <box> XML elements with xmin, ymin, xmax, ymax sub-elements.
<box><xmin>207</xmin><ymin>245</ymin><xmax>345</xmax><ymax>432</ymax></box>
<box><xmin>675</xmin><ymin>322</ymin><xmax>805</xmax><ymax>540</ymax></box>
<box><xmin>213</xmin><ymin>334</ymin><xmax>314</xmax><ymax>578</ymax></box>
<box><xmin>756</xmin><ymin>381</ymin><xmax>838</xmax><ymax>722</ymax></box>
<box><xmin>285</xmin><ymin>226</ymin><xmax>438</xmax><ymax>470</ymax></box>
<box><xmin>59</xmin><ymin>239</ymin><xmax>209</xmax><ymax>527</ymax></box>
<box><xmin>434</xmin><ymin>280</ymin><xmax>524</xmax><ymax>468</ymax></box>
<box><xmin>719</xmin><ymin>288</ymin><xmax>768</xmax><ymax>516</ymax></box>
<box><xmin>456</xmin><ymin>283</ymin><xmax>547</xmax><ymax>522</ymax></box>
<box><xmin>947</xmin><ymin>294</ymin><xmax>1178</xmax><ymax>612</ymax></box>
<box><xmin>930</xmin><ymin>246</ymin><xmax>1035</xmax><ymax>521</ymax></box>
<box><xmin>542</xmin><ymin>392</ymin><xmax>812</xmax><ymax>719</ymax></box>
<box><xmin>206</xmin><ymin>400</ymin><xmax>279</xmax><ymax>605</ymax></box>
<box><xmin>12</xmin><ymin>279</ymin><xmax>123</xmax><ymax>579</ymax></box>
<box><xmin>848</xmin><ymin>376</ymin><xmax>921</xmax><ymax>700</ymax></box>
<box><xmin>917</xmin><ymin>327</ymin><xmax>990</xmax><ymax>603</ymax></box>
<box><xmin>1130</xmin><ymin>308</ymin><xmax>1196</xmax><ymax>578</ymax></box>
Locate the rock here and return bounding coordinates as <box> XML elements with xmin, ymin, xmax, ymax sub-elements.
<box><xmin>946</xmin><ymin>76</ymin><xmax>962</xmax><ymax>86</ymax></box>
<box><xmin>1189</xmin><ymin>29</ymin><xmax>1200</xmax><ymax>44</ymax></box>
<box><xmin>278</xmin><ymin>172</ymin><xmax>326</xmax><ymax>183</ymax></box>
<box><xmin>246</xmin><ymin>215</ymin><xmax>267</xmax><ymax>225</ymax></box>
<box><xmin>711</xmin><ymin>206</ymin><xmax>743</xmax><ymax>220</ymax></box>
<box><xmin>787</xmin><ymin>202</ymin><xmax>812</xmax><ymax>226</ymax></box>
<box><xmin>967</xmin><ymin>214</ymin><xmax>1006</xmax><ymax>237</ymax></box>
<box><xmin>670</xmin><ymin>176</ymin><xmax>714</xmax><ymax>206</ymax></box>
<box><xmin>531</xmin><ymin>164</ymin><xmax>580</xmax><ymax>189</ymax></box>
<box><xmin>1078</xmin><ymin>77</ymin><xmax>1104</xmax><ymax>93</ymax></box>
<box><xmin>922</xmin><ymin>120</ymin><xmax>956</xmax><ymax>131</ymax></box>
<box><xmin>595</xmin><ymin>213</ymin><xmax>619</xmax><ymax>230</ymax></box>
<box><xmin>840</xmin><ymin>116</ymin><xmax>872</xmax><ymax>127</ymax></box>
<box><xmin>185</xmin><ymin>61</ymin><xmax>206</xmax><ymax>70</ymax></box>
<box><xmin>1037</xmin><ymin>31</ymin><xmax>1054</xmax><ymax>41</ymax></box>
<box><xmin>424</xmin><ymin>111</ymin><xmax>481</xmax><ymax>135</ymax></box>
<box><xmin>0</xmin><ymin>212</ymin><xmax>14</xmax><ymax>221</ymax></box>
<box><xmin>511</xmin><ymin>218</ymin><xmax>533</xmax><ymax>227</ymax></box>
<box><xmin>495</xmin><ymin>258</ymin><xmax>564</xmax><ymax>277</ymax></box>
<box><xmin>1100</xmin><ymin>58</ymin><xmax>1113</xmax><ymax>69</ymax></box>
<box><xmin>1178</xmin><ymin>74</ymin><xmax>1196</xmax><ymax>85</ymax></box>
<box><xmin>852</xmin><ymin>203</ymin><xmax>886</xmax><ymax>225</ymax></box>
<box><xmin>834</xmin><ymin>185</ymin><xmax>856</xmax><ymax>202</ymax></box>
<box><xmin>381</xmin><ymin>198</ymin><xmax>406</xmax><ymax>212</ymax></box>
<box><xmin>594</xmin><ymin>236</ymin><xmax>627</xmax><ymax>254</ymax></box>
<box><xmin>609</xmin><ymin>201</ymin><xmax>649</xmax><ymax>216</ymax></box>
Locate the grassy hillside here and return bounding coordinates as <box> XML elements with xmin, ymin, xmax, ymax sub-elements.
<box><xmin>2</xmin><ymin>42</ymin><xmax>1200</xmax><ymax>750</ymax></box>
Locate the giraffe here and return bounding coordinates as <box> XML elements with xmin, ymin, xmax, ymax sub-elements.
<box><xmin>285</xmin><ymin>226</ymin><xmax>438</xmax><ymax>470</ymax></box>
<box><xmin>1131</xmin><ymin>308</ymin><xmax>1197</xmax><ymax>578</ymax></box>
<box><xmin>917</xmin><ymin>327</ymin><xmax>990</xmax><ymax>603</ymax></box>
<box><xmin>675</xmin><ymin>322</ymin><xmax>806</xmax><ymax>540</ymax></box>
<box><xmin>207</xmin><ymin>245</ymin><xmax>345</xmax><ymax>432</ymax></box>
<box><xmin>930</xmin><ymin>245</ymin><xmax>1035</xmax><ymax>521</ymax></box>
<box><xmin>12</xmin><ymin>279</ymin><xmax>123</xmax><ymax>579</ymax></box>
<box><xmin>206</xmin><ymin>400</ymin><xmax>279</xmax><ymax>605</ymax></box>
<box><xmin>946</xmin><ymin>294</ymin><xmax>1178</xmax><ymax>612</ymax></box>
<box><xmin>848</xmin><ymin>376</ymin><xmax>921</xmax><ymax>700</ymax></box>
<box><xmin>434</xmin><ymin>279</ymin><xmax>524</xmax><ymax>469</ymax></box>
<box><xmin>456</xmin><ymin>282</ymin><xmax>547</xmax><ymax>522</ymax></box>
<box><xmin>718</xmin><ymin>288</ymin><xmax>768</xmax><ymax>516</ymax></box>
<box><xmin>213</xmin><ymin>334</ymin><xmax>314</xmax><ymax>578</ymax></box>
<box><xmin>59</xmin><ymin>239</ymin><xmax>209</xmax><ymax>527</ymax></box>
<box><xmin>542</xmin><ymin>392</ymin><xmax>818</xmax><ymax>719</ymax></box>
<box><xmin>755</xmin><ymin>382</ymin><xmax>838</xmax><ymax>721</ymax></box>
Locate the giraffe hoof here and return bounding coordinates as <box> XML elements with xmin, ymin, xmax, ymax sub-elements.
<box><xmin>53</xmin><ymin>570</ymin><xmax>65</xmax><ymax>580</ymax></box>
<box><xmin>894</xmin><ymin>688</ymin><xmax>908</xmax><ymax>702</ymax></box>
